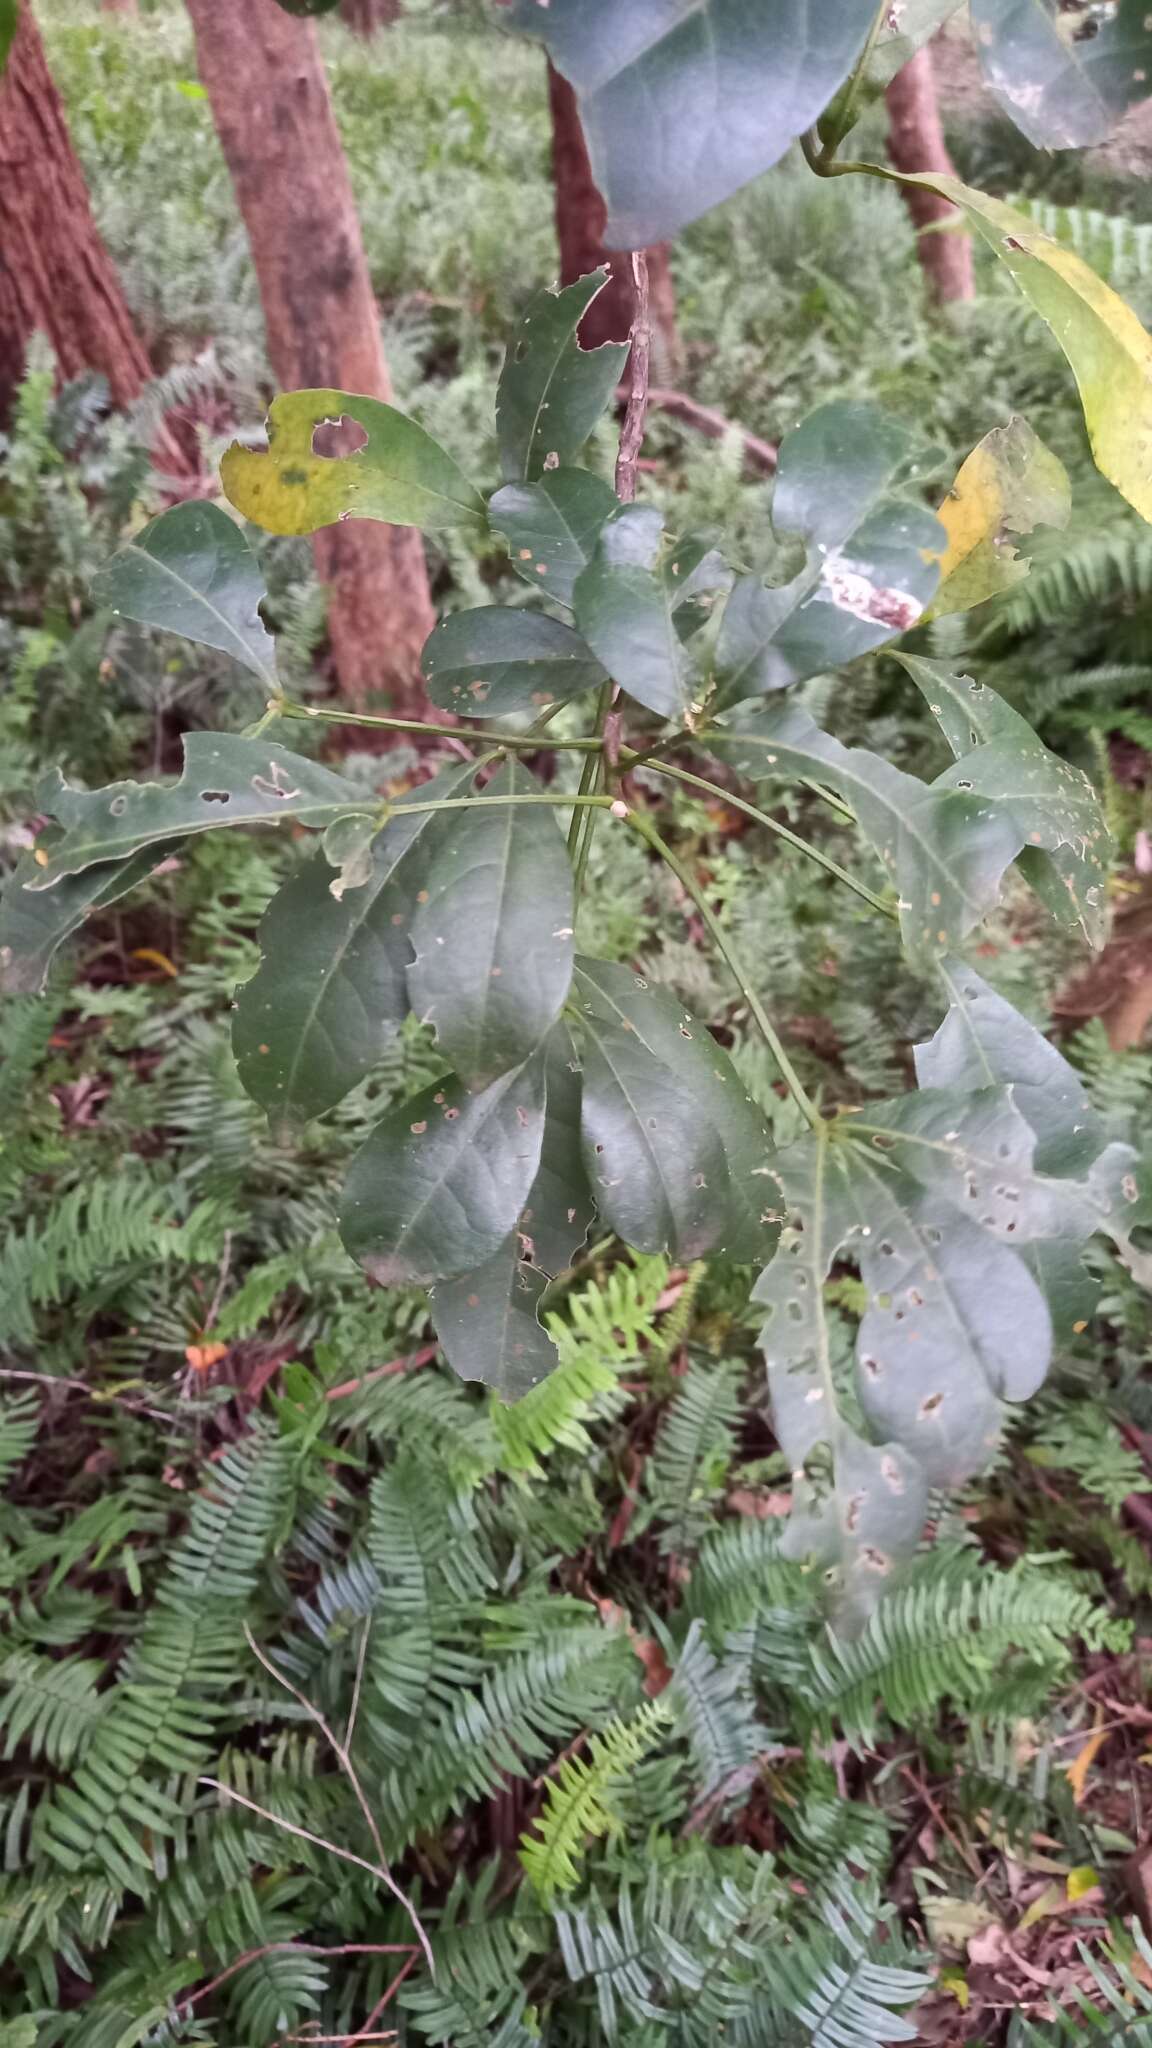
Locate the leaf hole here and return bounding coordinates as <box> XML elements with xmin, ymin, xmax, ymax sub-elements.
<box><xmin>200</xmin><ymin>790</ymin><xmax>231</xmax><ymax>805</ymax></box>
<box><xmin>918</xmin><ymin>1391</ymin><xmax>944</xmax><ymax>1420</ymax></box>
<box><xmin>311</xmin><ymin>415</ymin><xmax>368</xmax><ymax>459</ymax></box>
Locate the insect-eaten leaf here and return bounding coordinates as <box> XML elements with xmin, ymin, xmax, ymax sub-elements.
<box><xmin>756</xmin><ymin>1109</ymin><xmax>1059</xmax><ymax>1617</ymax></box>
<box><xmin>926</xmin><ymin>417</ymin><xmax>1071</xmax><ymax>620</ymax></box>
<box><xmin>971</xmin><ymin>0</ymin><xmax>1152</xmax><ymax>150</ymax></box>
<box><xmin>92</xmin><ymin>501</ymin><xmax>278</xmax><ymax>690</ymax></box>
<box><xmin>221</xmin><ymin>388</ymin><xmax>486</xmax><ymax>538</ymax></box>
<box><xmin>407</xmin><ymin>760</ymin><xmax>575</xmax><ymax>1089</ymax></box>
<box><xmin>573</xmin><ymin>505</ymin><xmax>699</xmax><ymax>719</ymax></box>
<box><xmin>488</xmin><ymin>467</ymin><xmax>619</xmax><ymax>607</ymax></box>
<box><xmin>504</xmin><ymin>0</ymin><xmax>881</xmax><ymax>246</ymax></box>
<box><xmin>714</xmin><ymin>403</ymin><xmax>945</xmax><ymax>703</ymax></box>
<box><xmin>340</xmin><ymin>1052</ymin><xmax>548</xmax><ymax>1288</ymax></box>
<box><xmin>233</xmin><ymin>762</ymin><xmax>476</xmax><ymax>1129</ymax></box>
<box><xmin>28</xmin><ymin>735</ymin><xmax>370</xmax><ymax>887</ymax></box>
<box><xmin>0</xmin><ymin>838</ymin><xmax>180</xmax><ymax>996</ymax></box>
<box><xmin>574</xmin><ymin>960</ymin><xmax>778</xmax><ymax>1263</ymax></box>
<box><xmin>716</xmin><ymin>699</ymin><xmax>1022</xmax><ymax>964</ymax></box>
<box><xmin>894</xmin><ymin>175</ymin><xmax>1152</xmax><ymax>526</ymax></box>
<box><xmin>496</xmin><ymin>272</ymin><xmax>628</xmax><ymax>485</ymax></box>
<box><xmin>422</xmin><ymin>607</ymin><xmax>606</xmax><ymax>719</ymax></box>
<box><xmin>431</xmin><ymin>1027</ymin><xmax>595</xmax><ymax>1399</ymax></box>
<box><xmin>899</xmin><ymin>654</ymin><xmax>1110</xmax><ymax>949</ymax></box>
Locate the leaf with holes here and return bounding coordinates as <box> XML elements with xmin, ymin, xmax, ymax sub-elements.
<box><xmin>232</xmin><ymin>762</ymin><xmax>476</xmax><ymax>1129</ymax></box>
<box><xmin>422</xmin><ymin>608</ymin><xmax>607</xmax><ymax>719</ymax></box>
<box><xmin>756</xmin><ymin>1117</ymin><xmax>1053</xmax><ymax>1595</ymax></box>
<box><xmin>431</xmin><ymin>1028</ymin><xmax>594</xmax><ymax>1397</ymax></box>
<box><xmin>488</xmin><ymin>467</ymin><xmax>619</xmax><ymax>607</ymax></box>
<box><xmin>340</xmin><ymin>1054</ymin><xmax>548</xmax><ymax>1288</ymax></box>
<box><xmin>574</xmin><ymin>959</ymin><xmax>778</xmax><ymax>1262</ymax></box>
<box><xmin>0</xmin><ymin>839</ymin><xmax>180</xmax><ymax>996</ymax></box>
<box><xmin>890</xmin><ymin>175</ymin><xmax>1152</xmax><ymax>523</ymax></box>
<box><xmin>573</xmin><ymin>505</ymin><xmax>697</xmax><ymax>718</ymax></box>
<box><xmin>504</xmin><ymin>0</ymin><xmax>881</xmax><ymax>246</ymax></box>
<box><xmin>407</xmin><ymin>760</ymin><xmax>575</xmax><ymax>1089</ymax></box>
<box><xmin>925</xmin><ymin>417</ymin><xmax>1071</xmax><ymax>621</ymax></box>
<box><xmin>28</xmin><ymin>736</ymin><xmax>369</xmax><ymax>887</ymax></box>
<box><xmin>971</xmin><ymin>0</ymin><xmax>1152</xmax><ymax>150</ymax></box>
<box><xmin>496</xmin><ymin>273</ymin><xmax>629</xmax><ymax>485</ymax></box>
<box><xmin>899</xmin><ymin>655</ymin><xmax>1110</xmax><ymax>948</ymax></box>
<box><xmin>220</xmin><ymin>389</ymin><xmax>486</xmax><ymax>538</ymax></box>
<box><xmin>917</xmin><ymin>960</ymin><xmax>1106</xmax><ymax>1179</ymax></box>
<box><xmin>714</xmin><ymin>404</ymin><xmax>945</xmax><ymax>703</ymax></box>
<box><xmin>716</xmin><ymin>700</ymin><xmax>1023</xmax><ymax>964</ymax></box>
<box><xmin>91</xmin><ymin>503</ymin><xmax>278</xmax><ymax>690</ymax></box>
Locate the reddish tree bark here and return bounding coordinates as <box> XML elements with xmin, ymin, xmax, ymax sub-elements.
<box><xmin>184</xmin><ymin>0</ymin><xmax>435</xmax><ymax>712</ymax></box>
<box><xmin>340</xmin><ymin>0</ymin><xmax>401</xmax><ymax>32</ymax></box>
<box><xmin>0</xmin><ymin>1</ymin><xmax>152</xmax><ymax>421</ymax></box>
<box><xmin>546</xmin><ymin>61</ymin><xmax>680</xmax><ymax>379</ymax></box>
<box><xmin>886</xmin><ymin>46</ymin><xmax>974</xmax><ymax>306</ymax></box>
<box><xmin>101</xmin><ymin>1</ymin><xmax>139</xmax><ymax>16</ymax></box>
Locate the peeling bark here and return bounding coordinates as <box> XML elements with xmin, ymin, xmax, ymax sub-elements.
<box><xmin>185</xmin><ymin>0</ymin><xmax>435</xmax><ymax>712</ymax></box>
<box><xmin>886</xmin><ymin>46</ymin><xmax>974</xmax><ymax>307</ymax></box>
<box><xmin>546</xmin><ymin>60</ymin><xmax>681</xmax><ymax>381</ymax></box>
<box><xmin>0</xmin><ymin>2</ymin><xmax>152</xmax><ymax>421</ymax></box>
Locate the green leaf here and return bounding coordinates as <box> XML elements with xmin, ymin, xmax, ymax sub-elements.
<box><xmin>971</xmin><ymin>0</ymin><xmax>1152</xmax><ymax>149</ymax></box>
<box><xmin>925</xmin><ymin>417</ymin><xmax>1071</xmax><ymax>621</ymax></box>
<box><xmin>431</xmin><ymin>1245</ymin><xmax>555</xmax><ymax>1400</ymax></box>
<box><xmin>716</xmin><ymin>700</ymin><xmax>1022</xmax><ymax>964</ymax></box>
<box><xmin>340</xmin><ymin>1054</ymin><xmax>548</xmax><ymax>1287</ymax></box>
<box><xmin>431</xmin><ymin>1028</ymin><xmax>594</xmax><ymax>1397</ymax></box>
<box><xmin>422</xmin><ymin>607</ymin><xmax>606</xmax><ymax>719</ymax></box>
<box><xmin>0</xmin><ymin>840</ymin><xmax>176</xmax><ymax>996</ymax></box>
<box><xmin>916</xmin><ymin>960</ymin><xmax>1105</xmax><ymax>1179</ymax></box>
<box><xmin>220</xmin><ymin>389</ymin><xmax>486</xmax><ymax>538</ymax></box>
<box><xmin>715</xmin><ymin>403</ymin><xmax>945</xmax><ymax>701</ymax></box>
<box><xmin>232</xmin><ymin>763</ymin><xmax>475</xmax><ymax>1128</ymax></box>
<box><xmin>756</xmin><ymin>1116</ymin><xmax>1053</xmax><ymax>1595</ymax></box>
<box><xmin>91</xmin><ymin>503</ymin><xmax>277</xmax><ymax>690</ymax></box>
<box><xmin>573</xmin><ymin>506</ymin><xmax>694</xmax><ymax>719</ymax></box>
<box><xmin>496</xmin><ymin>273</ymin><xmax>629</xmax><ymax>485</ymax></box>
<box><xmin>488</xmin><ymin>468</ymin><xmax>619</xmax><ymax>607</ymax></box>
<box><xmin>574</xmin><ymin>959</ymin><xmax>778</xmax><ymax>1262</ymax></box>
<box><xmin>29</xmin><ymin>735</ymin><xmax>369</xmax><ymax>886</ymax></box>
<box><xmin>892</xmin><ymin>175</ymin><xmax>1152</xmax><ymax>525</ymax></box>
<box><xmin>505</xmin><ymin>0</ymin><xmax>881</xmax><ymax>245</ymax></box>
<box><xmin>898</xmin><ymin>654</ymin><xmax>1110</xmax><ymax>949</ymax></box>
<box><xmin>407</xmin><ymin>761</ymin><xmax>575</xmax><ymax>1089</ymax></box>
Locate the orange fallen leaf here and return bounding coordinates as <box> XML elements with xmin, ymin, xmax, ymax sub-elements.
<box><xmin>185</xmin><ymin>1341</ymin><xmax>228</xmax><ymax>1373</ymax></box>
<box><xmin>1066</xmin><ymin>1709</ymin><xmax>1108</xmax><ymax>1806</ymax></box>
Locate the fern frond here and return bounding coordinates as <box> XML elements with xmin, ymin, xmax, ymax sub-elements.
<box><xmin>645</xmin><ymin>1361</ymin><xmax>744</xmax><ymax>1555</ymax></box>
<box><xmin>0</xmin><ymin>1651</ymin><xmax>106</xmax><ymax>1767</ymax></box>
<box><xmin>165</xmin><ymin>1422</ymin><xmax>291</xmax><ymax>1602</ymax></box>
<box><xmin>668</xmin><ymin>1618</ymin><xmax>767</xmax><ymax>1796</ymax></box>
<box><xmin>0</xmin><ymin>1176</ymin><xmax>178</xmax><ymax>1348</ymax></box>
<box><xmin>519</xmin><ymin>1700</ymin><xmax>671</xmax><ymax>1902</ymax></box>
<box><xmin>0</xmin><ymin>1391</ymin><xmax>40</xmax><ymax>1491</ymax></box>
<box><xmin>492</xmin><ymin>1346</ymin><xmax>619</xmax><ymax>1475</ymax></box>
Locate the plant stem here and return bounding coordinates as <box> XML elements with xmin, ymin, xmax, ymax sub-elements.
<box><xmin>569</xmin><ymin>675</ymin><xmax>614</xmax><ymax>889</ymax></box>
<box><xmin>810</xmin><ymin>0</ymin><xmax>890</xmax><ymax>164</ymax></box>
<box><xmin>644</xmin><ymin>759</ymin><xmax>897</xmax><ymax>917</ymax></box>
<box><xmin>392</xmin><ymin>790</ymin><xmax>615</xmax><ymax>822</ymax></box>
<box><xmin>275</xmin><ymin>697</ymin><xmax>605</xmax><ymax>754</ymax></box>
<box><xmin>628</xmin><ymin>811</ymin><xmax>822</xmax><ymax>1130</ymax></box>
<box><xmin>615</xmin><ymin>250</ymin><xmax>651</xmax><ymax>503</ymax></box>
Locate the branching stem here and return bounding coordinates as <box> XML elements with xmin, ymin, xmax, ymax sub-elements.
<box><xmin>628</xmin><ymin>811</ymin><xmax>823</xmax><ymax>1130</ymax></box>
<box><xmin>275</xmin><ymin>698</ymin><xmax>605</xmax><ymax>753</ymax></box>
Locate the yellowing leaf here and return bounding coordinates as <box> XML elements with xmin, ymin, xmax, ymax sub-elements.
<box><xmin>1017</xmin><ymin>1881</ymin><xmax>1065</xmax><ymax>1932</ymax></box>
<box><xmin>939</xmin><ymin>1967</ymin><xmax>970</xmax><ymax>2012</ymax></box>
<box><xmin>927</xmin><ymin>417</ymin><xmax>1070</xmax><ymax>620</ymax></box>
<box><xmin>1066</xmin><ymin>1710</ymin><xmax>1108</xmax><ymax>1806</ymax></box>
<box><xmin>220</xmin><ymin>389</ymin><xmax>486</xmax><ymax>539</ymax></box>
<box><xmin>895</xmin><ymin>174</ymin><xmax>1152</xmax><ymax>526</ymax></box>
<box><xmin>1066</xmin><ymin>1865</ymin><xmax>1102</xmax><ymax>1902</ymax></box>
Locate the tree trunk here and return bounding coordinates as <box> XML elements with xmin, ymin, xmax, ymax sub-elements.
<box><xmin>886</xmin><ymin>46</ymin><xmax>974</xmax><ymax>307</ymax></box>
<box><xmin>546</xmin><ymin>60</ymin><xmax>680</xmax><ymax>381</ymax></box>
<box><xmin>340</xmin><ymin>0</ymin><xmax>401</xmax><ymax>32</ymax></box>
<box><xmin>0</xmin><ymin>1</ymin><xmax>152</xmax><ymax>422</ymax></box>
<box><xmin>184</xmin><ymin>0</ymin><xmax>435</xmax><ymax>712</ymax></box>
